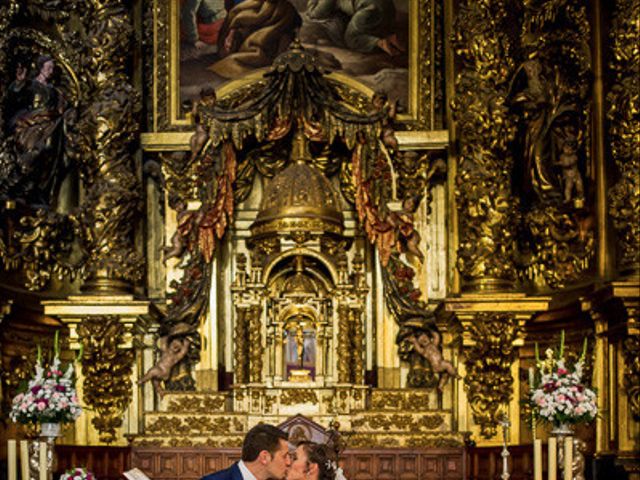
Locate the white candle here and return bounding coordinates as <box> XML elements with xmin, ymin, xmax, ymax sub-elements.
<box><xmin>8</xmin><ymin>440</ymin><xmax>17</xmax><ymax>480</ymax></box>
<box><xmin>534</xmin><ymin>439</ymin><xmax>542</xmax><ymax>480</ymax></box>
<box><xmin>564</xmin><ymin>437</ymin><xmax>573</xmax><ymax>480</ymax></box>
<box><xmin>39</xmin><ymin>441</ymin><xmax>47</xmax><ymax>480</ymax></box>
<box><xmin>548</xmin><ymin>437</ymin><xmax>557</xmax><ymax>480</ymax></box>
<box><xmin>20</xmin><ymin>441</ymin><xmax>29</xmax><ymax>480</ymax></box>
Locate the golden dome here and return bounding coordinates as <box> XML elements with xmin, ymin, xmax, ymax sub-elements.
<box><xmin>250</xmin><ymin>132</ymin><xmax>344</xmax><ymax>237</ymax></box>
<box><xmin>282</xmin><ymin>256</ymin><xmax>318</xmax><ymax>297</ymax></box>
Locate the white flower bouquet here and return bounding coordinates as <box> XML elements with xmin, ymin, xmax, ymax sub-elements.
<box><xmin>529</xmin><ymin>331</ymin><xmax>597</xmax><ymax>427</ymax></box>
<box><xmin>60</xmin><ymin>467</ymin><xmax>96</xmax><ymax>480</ymax></box>
<box><xmin>9</xmin><ymin>332</ymin><xmax>82</xmax><ymax>425</ymax></box>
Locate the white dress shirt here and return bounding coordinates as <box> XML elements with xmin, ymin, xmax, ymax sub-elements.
<box><xmin>238</xmin><ymin>460</ymin><xmax>257</xmax><ymax>480</ymax></box>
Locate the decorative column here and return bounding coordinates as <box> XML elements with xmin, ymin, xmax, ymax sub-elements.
<box><xmin>606</xmin><ymin>0</ymin><xmax>640</xmax><ymax>476</ymax></box>
<box><xmin>248</xmin><ymin>304</ymin><xmax>263</xmax><ymax>383</ymax></box>
<box><xmin>233</xmin><ymin>307</ymin><xmax>250</xmax><ymax>384</ymax></box>
<box><xmin>608</xmin><ymin>0</ymin><xmax>640</xmax><ymax>279</ymax></box>
<box><xmin>451</xmin><ymin>0</ymin><xmax>519</xmax><ymax>292</ymax></box>
<box><xmin>337</xmin><ymin>304</ymin><xmax>352</xmax><ymax>383</ymax></box>
<box><xmin>72</xmin><ymin>0</ymin><xmax>142</xmax><ymax>294</ymax></box>
<box><xmin>351</xmin><ymin>307</ymin><xmax>365</xmax><ymax>384</ymax></box>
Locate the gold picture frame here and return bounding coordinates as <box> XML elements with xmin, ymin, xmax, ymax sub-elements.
<box><xmin>145</xmin><ymin>0</ymin><xmax>443</xmax><ymax>134</ymax></box>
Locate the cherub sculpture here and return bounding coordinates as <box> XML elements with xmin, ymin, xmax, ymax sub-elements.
<box><xmin>387</xmin><ymin>196</ymin><xmax>424</xmax><ymax>263</ymax></box>
<box><xmin>370</xmin><ymin>90</ymin><xmax>398</xmax><ymax>152</ymax></box>
<box><xmin>556</xmin><ymin>138</ymin><xmax>584</xmax><ymax>206</ymax></box>
<box><xmin>163</xmin><ymin>194</ymin><xmax>201</xmax><ymax>261</ymax></box>
<box><xmin>138</xmin><ymin>323</ymin><xmax>194</xmax><ymax>398</ymax></box>
<box><xmin>408</xmin><ymin>329</ymin><xmax>459</xmax><ymax>391</ymax></box>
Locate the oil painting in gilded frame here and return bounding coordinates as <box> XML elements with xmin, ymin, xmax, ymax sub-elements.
<box><xmin>149</xmin><ymin>0</ymin><xmax>439</xmax><ymax>130</ymax></box>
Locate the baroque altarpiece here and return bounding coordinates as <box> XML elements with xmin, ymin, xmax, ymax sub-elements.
<box><xmin>0</xmin><ymin>0</ymin><xmax>638</xmax><ymax>478</ymax></box>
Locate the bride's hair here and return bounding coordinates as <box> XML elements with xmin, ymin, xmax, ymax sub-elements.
<box><xmin>297</xmin><ymin>442</ymin><xmax>337</xmax><ymax>480</ymax></box>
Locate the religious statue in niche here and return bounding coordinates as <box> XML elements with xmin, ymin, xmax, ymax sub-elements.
<box><xmin>2</xmin><ymin>55</ymin><xmax>70</xmax><ymax>206</ymax></box>
<box><xmin>285</xmin><ymin>327</ymin><xmax>316</xmax><ymax>380</ymax></box>
<box><xmin>511</xmin><ymin>57</ymin><xmax>586</xmax><ymax>208</ymax></box>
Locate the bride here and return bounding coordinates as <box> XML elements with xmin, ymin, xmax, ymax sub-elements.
<box><xmin>287</xmin><ymin>442</ymin><xmax>346</xmax><ymax>480</ymax></box>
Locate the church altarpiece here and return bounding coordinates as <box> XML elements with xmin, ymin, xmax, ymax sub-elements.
<box><xmin>0</xmin><ymin>0</ymin><xmax>637</xmax><ymax>478</ymax></box>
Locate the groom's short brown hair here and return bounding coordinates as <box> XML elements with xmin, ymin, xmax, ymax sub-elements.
<box><xmin>241</xmin><ymin>424</ymin><xmax>288</xmax><ymax>462</ymax></box>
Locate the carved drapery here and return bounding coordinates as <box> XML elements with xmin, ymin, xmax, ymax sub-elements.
<box><xmin>77</xmin><ymin>316</ymin><xmax>135</xmax><ymax>443</ymax></box>
<box><xmin>451</xmin><ymin>0</ymin><xmax>519</xmax><ymax>291</ymax></box>
<box><xmin>607</xmin><ymin>0</ymin><xmax>640</xmax><ymax>276</ymax></box>
<box><xmin>463</xmin><ymin>313</ymin><xmax>519</xmax><ymax>438</ymax></box>
<box><xmin>159</xmin><ymin>42</ymin><xmax>447</xmax><ymax>389</ymax></box>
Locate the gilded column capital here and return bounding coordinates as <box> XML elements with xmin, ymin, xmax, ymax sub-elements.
<box><xmin>42</xmin><ymin>296</ymin><xmax>153</xmax><ymax>444</ymax></box>
<box><xmin>447</xmin><ymin>294</ymin><xmax>548</xmax><ymax>440</ymax></box>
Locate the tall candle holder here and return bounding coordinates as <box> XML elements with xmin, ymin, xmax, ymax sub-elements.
<box><xmin>499</xmin><ymin>414</ymin><xmax>511</xmax><ymax>480</ymax></box>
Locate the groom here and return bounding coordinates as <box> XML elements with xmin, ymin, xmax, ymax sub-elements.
<box><xmin>201</xmin><ymin>424</ymin><xmax>291</xmax><ymax>480</ymax></box>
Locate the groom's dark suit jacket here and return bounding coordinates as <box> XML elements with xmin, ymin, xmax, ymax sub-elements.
<box><xmin>201</xmin><ymin>462</ymin><xmax>243</xmax><ymax>480</ymax></box>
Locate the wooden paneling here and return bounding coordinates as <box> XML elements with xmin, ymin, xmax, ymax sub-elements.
<box><xmin>56</xmin><ymin>445</ymin><xmax>467</xmax><ymax>479</ymax></box>
<box><xmin>467</xmin><ymin>444</ymin><xmax>594</xmax><ymax>480</ymax></box>
<box><xmin>130</xmin><ymin>447</ymin><xmax>466</xmax><ymax>480</ymax></box>
<box><xmin>55</xmin><ymin>445</ymin><xmax>131</xmax><ymax>480</ymax></box>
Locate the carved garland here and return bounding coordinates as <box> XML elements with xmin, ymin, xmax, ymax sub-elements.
<box><xmin>464</xmin><ymin>313</ymin><xmax>519</xmax><ymax>438</ymax></box>
<box><xmin>77</xmin><ymin>316</ymin><xmax>135</xmax><ymax>443</ymax></box>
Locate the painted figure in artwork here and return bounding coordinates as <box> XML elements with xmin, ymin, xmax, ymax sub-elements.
<box><xmin>304</xmin><ymin>0</ymin><xmax>402</xmax><ymax>56</ymax></box>
<box><xmin>209</xmin><ymin>0</ymin><xmax>302</xmax><ymax>78</ymax></box>
<box><xmin>181</xmin><ymin>0</ymin><xmax>229</xmax><ymax>50</ymax></box>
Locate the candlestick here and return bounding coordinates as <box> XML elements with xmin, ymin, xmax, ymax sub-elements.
<box><xmin>39</xmin><ymin>441</ymin><xmax>47</xmax><ymax>480</ymax></box>
<box><xmin>564</xmin><ymin>437</ymin><xmax>573</xmax><ymax>480</ymax></box>
<box><xmin>528</xmin><ymin>367</ymin><xmax>537</xmax><ymax>439</ymax></box>
<box><xmin>20</xmin><ymin>441</ymin><xmax>29</xmax><ymax>480</ymax></box>
<box><xmin>8</xmin><ymin>440</ymin><xmax>17</xmax><ymax>480</ymax></box>
<box><xmin>534</xmin><ymin>439</ymin><xmax>542</xmax><ymax>480</ymax></box>
<box><xmin>548</xmin><ymin>437</ymin><xmax>557</xmax><ymax>480</ymax></box>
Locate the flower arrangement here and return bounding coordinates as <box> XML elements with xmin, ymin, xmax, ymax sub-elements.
<box><xmin>60</xmin><ymin>467</ymin><xmax>96</xmax><ymax>480</ymax></box>
<box><xmin>528</xmin><ymin>331</ymin><xmax>597</xmax><ymax>427</ymax></box>
<box><xmin>9</xmin><ymin>332</ymin><xmax>82</xmax><ymax>425</ymax></box>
